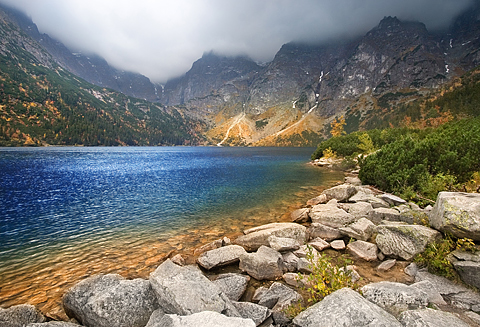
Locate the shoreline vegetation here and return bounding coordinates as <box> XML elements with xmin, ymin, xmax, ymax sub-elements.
<box><xmin>2</xmin><ymin>161</ymin><xmax>480</xmax><ymax>326</ymax></box>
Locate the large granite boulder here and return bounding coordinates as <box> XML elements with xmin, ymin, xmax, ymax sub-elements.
<box><xmin>339</xmin><ymin>218</ymin><xmax>376</xmax><ymax>241</ymax></box>
<box><xmin>239</xmin><ymin>246</ymin><xmax>283</xmax><ymax>280</ymax></box>
<box><xmin>398</xmin><ymin>308</ymin><xmax>471</xmax><ymax>327</ymax></box>
<box><xmin>375</xmin><ymin>224</ymin><xmax>441</xmax><ymax>260</ymax></box>
<box><xmin>347</xmin><ymin>240</ymin><xmax>378</xmax><ymax>261</ymax></box>
<box><xmin>367</xmin><ymin>208</ymin><xmax>403</xmax><ymax>224</ymax></box>
<box><xmin>235</xmin><ymin>223</ymin><xmax>306</xmax><ymax>251</ymax></box>
<box><xmin>322</xmin><ymin>184</ymin><xmax>357</xmax><ymax>202</ymax></box>
<box><xmin>347</xmin><ymin>202</ymin><xmax>374</xmax><ymax>218</ymax></box>
<box><xmin>149</xmin><ymin>260</ymin><xmax>237</xmax><ymax>316</ymax></box>
<box><xmin>309</xmin><ymin>200</ymin><xmax>357</xmax><ymax>228</ymax></box>
<box><xmin>361</xmin><ymin>281</ymin><xmax>428</xmax><ymax>317</ymax></box>
<box><xmin>429</xmin><ymin>192</ymin><xmax>480</xmax><ymax>241</ymax></box>
<box><xmin>62</xmin><ymin>274</ymin><xmax>158</xmax><ymax>327</ymax></box>
<box><xmin>415</xmin><ymin>270</ymin><xmax>480</xmax><ymax>311</ymax></box>
<box><xmin>0</xmin><ymin>304</ymin><xmax>45</xmax><ymax>327</ymax></box>
<box><xmin>450</xmin><ymin>250</ymin><xmax>480</xmax><ymax>290</ymax></box>
<box><xmin>212</xmin><ymin>273</ymin><xmax>250</xmax><ymax>301</ymax></box>
<box><xmin>256</xmin><ymin>282</ymin><xmax>302</xmax><ymax>325</ymax></box>
<box><xmin>233</xmin><ymin>301</ymin><xmax>271</xmax><ymax>326</ymax></box>
<box><xmin>307</xmin><ymin>223</ymin><xmax>343</xmax><ymax>241</ymax></box>
<box><xmin>292</xmin><ymin>288</ymin><xmax>402</xmax><ymax>327</ymax></box>
<box><xmin>267</xmin><ymin>236</ymin><xmax>300</xmax><ymax>252</ymax></box>
<box><xmin>196</xmin><ymin>245</ymin><xmax>246</xmax><ymax>270</ymax></box>
<box><xmin>155</xmin><ymin>311</ymin><xmax>255</xmax><ymax>327</ymax></box>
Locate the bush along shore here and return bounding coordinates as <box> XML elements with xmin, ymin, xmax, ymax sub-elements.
<box><xmin>2</xmin><ymin>178</ymin><xmax>480</xmax><ymax>327</ymax></box>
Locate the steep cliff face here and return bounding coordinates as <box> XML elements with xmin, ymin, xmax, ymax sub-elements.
<box><xmin>166</xmin><ymin>6</ymin><xmax>480</xmax><ymax>146</ymax></box>
<box><xmin>1</xmin><ymin>4</ymin><xmax>161</xmax><ymax>102</ymax></box>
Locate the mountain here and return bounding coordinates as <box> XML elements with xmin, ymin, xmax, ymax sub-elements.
<box><xmin>160</xmin><ymin>2</ymin><xmax>480</xmax><ymax>146</ymax></box>
<box><xmin>1</xmin><ymin>4</ymin><xmax>161</xmax><ymax>103</ymax></box>
<box><xmin>0</xmin><ymin>7</ymin><xmax>204</xmax><ymax>146</ymax></box>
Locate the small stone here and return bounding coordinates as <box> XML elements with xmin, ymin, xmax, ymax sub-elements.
<box><xmin>223</xmin><ymin>237</ymin><xmax>231</xmax><ymax>246</ymax></box>
<box><xmin>291</xmin><ymin>208</ymin><xmax>310</xmax><ymax>223</ymax></box>
<box><xmin>308</xmin><ymin>238</ymin><xmax>331</xmax><ymax>252</ymax></box>
<box><xmin>283</xmin><ymin>273</ymin><xmax>303</xmax><ymax>288</ymax></box>
<box><xmin>171</xmin><ymin>254</ymin><xmax>185</xmax><ymax>266</ymax></box>
<box><xmin>377</xmin><ymin>259</ymin><xmax>396</xmax><ymax>272</ymax></box>
<box><xmin>193</xmin><ymin>239</ymin><xmax>223</xmax><ymax>256</ymax></box>
<box><xmin>378</xmin><ymin>193</ymin><xmax>407</xmax><ymax>206</ymax></box>
<box><xmin>330</xmin><ymin>240</ymin><xmax>346</xmax><ymax>250</ymax></box>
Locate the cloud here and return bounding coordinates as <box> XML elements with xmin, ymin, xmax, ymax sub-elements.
<box><xmin>0</xmin><ymin>0</ymin><xmax>474</xmax><ymax>83</ymax></box>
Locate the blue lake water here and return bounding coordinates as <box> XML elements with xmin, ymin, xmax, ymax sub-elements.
<box><xmin>0</xmin><ymin>146</ymin><xmax>343</xmax><ymax>317</ymax></box>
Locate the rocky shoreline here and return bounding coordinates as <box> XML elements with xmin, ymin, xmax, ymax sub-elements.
<box><xmin>2</xmin><ymin>175</ymin><xmax>480</xmax><ymax>327</ymax></box>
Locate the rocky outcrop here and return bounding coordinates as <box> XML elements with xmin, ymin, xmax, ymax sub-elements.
<box><xmin>196</xmin><ymin>245</ymin><xmax>246</xmax><ymax>270</ymax></box>
<box><xmin>429</xmin><ymin>192</ymin><xmax>480</xmax><ymax>241</ymax></box>
<box><xmin>239</xmin><ymin>246</ymin><xmax>284</xmax><ymax>280</ymax></box>
<box><xmin>235</xmin><ymin>223</ymin><xmax>306</xmax><ymax>251</ymax></box>
<box><xmin>0</xmin><ymin>304</ymin><xmax>45</xmax><ymax>327</ymax></box>
<box><xmin>293</xmin><ymin>288</ymin><xmax>402</xmax><ymax>327</ymax></box>
<box><xmin>149</xmin><ymin>260</ymin><xmax>237</xmax><ymax>316</ymax></box>
<box><xmin>375</xmin><ymin>224</ymin><xmax>441</xmax><ymax>260</ymax></box>
<box><xmin>212</xmin><ymin>273</ymin><xmax>250</xmax><ymax>302</ymax></box>
<box><xmin>62</xmin><ymin>274</ymin><xmax>158</xmax><ymax>327</ymax></box>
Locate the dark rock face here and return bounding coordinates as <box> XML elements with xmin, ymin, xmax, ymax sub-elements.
<box><xmin>62</xmin><ymin>274</ymin><xmax>158</xmax><ymax>327</ymax></box>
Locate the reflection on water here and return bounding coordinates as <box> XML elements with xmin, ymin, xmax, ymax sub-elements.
<box><xmin>0</xmin><ymin>147</ymin><xmax>344</xmax><ymax>319</ymax></box>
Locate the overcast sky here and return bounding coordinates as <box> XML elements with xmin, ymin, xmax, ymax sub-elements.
<box><xmin>0</xmin><ymin>0</ymin><xmax>474</xmax><ymax>83</ymax></box>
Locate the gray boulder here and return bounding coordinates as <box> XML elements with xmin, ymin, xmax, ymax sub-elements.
<box><xmin>322</xmin><ymin>184</ymin><xmax>357</xmax><ymax>202</ymax></box>
<box><xmin>213</xmin><ymin>273</ymin><xmax>250</xmax><ymax>301</ymax></box>
<box><xmin>415</xmin><ymin>270</ymin><xmax>480</xmax><ymax>310</ymax></box>
<box><xmin>306</xmin><ymin>193</ymin><xmax>328</xmax><ymax>206</ymax></box>
<box><xmin>235</xmin><ymin>223</ymin><xmax>307</xmax><ymax>252</ymax></box>
<box><xmin>347</xmin><ymin>202</ymin><xmax>374</xmax><ymax>218</ymax></box>
<box><xmin>398</xmin><ymin>308</ymin><xmax>470</xmax><ymax>327</ymax></box>
<box><xmin>429</xmin><ymin>192</ymin><xmax>480</xmax><ymax>240</ymax></box>
<box><xmin>149</xmin><ymin>260</ymin><xmax>237</xmax><ymax>316</ymax></box>
<box><xmin>361</xmin><ymin>281</ymin><xmax>428</xmax><ymax>316</ymax></box>
<box><xmin>267</xmin><ymin>236</ymin><xmax>300</xmax><ymax>252</ymax></box>
<box><xmin>63</xmin><ymin>274</ymin><xmax>158</xmax><ymax>327</ymax></box>
<box><xmin>350</xmin><ymin>187</ymin><xmax>390</xmax><ymax>209</ymax></box>
<box><xmin>309</xmin><ymin>200</ymin><xmax>357</xmax><ymax>228</ymax></box>
<box><xmin>377</xmin><ymin>259</ymin><xmax>396</xmax><ymax>272</ymax></box>
<box><xmin>367</xmin><ymin>208</ymin><xmax>402</xmax><ymax>224</ymax></box>
<box><xmin>239</xmin><ymin>246</ymin><xmax>283</xmax><ymax>280</ymax></box>
<box><xmin>293</xmin><ymin>288</ymin><xmax>402</xmax><ymax>327</ymax></box>
<box><xmin>308</xmin><ymin>238</ymin><xmax>331</xmax><ymax>252</ymax></box>
<box><xmin>156</xmin><ymin>311</ymin><xmax>255</xmax><ymax>327</ymax></box>
<box><xmin>307</xmin><ymin>223</ymin><xmax>343</xmax><ymax>241</ymax></box>
<box><xmin>233</xmin><ymin>302</ymin><xmax>271</xmax><ymax>326</ymax></box>
<box><xmin>146</xmin><ymin>309</ymin><xmax>166</xmax><ymax>327</ymax></box>
<box><xmin>375</xmin><ymin>224</ymin><xmax>441</xmax><ymax>260</ymax></box>
<box><xmin>256</xmin><ymin>282</ymin><xmax>302</xmax><ymax>325</ymax></box>
<box><xmin>282</xmin><ymin>252</ymin><xmax>299</xmax><ymax>272</ymax></box>
<box><xmin>197</xmin><ymin>245</ymin><xmax>247</xmax><ymax>270</ymax></box>
<box><xmin>290</xmin><ymin>208</ymin><xmax>310</xmax><ymax>223</ymax></box>
<box><xmin>0</xmin><ymin>304</ymin><xmax>45</xmax><ymax>327</ymax></box>
<box><xmin>410</xmin><ymin>280</ymin><xmax>447</xmax><ymax>306</ymax></box>
<box><xmin>339</xmin><ymin>218</ymin><xmax>375</xmax><ymax>241</ymax></box>
<box><xmin>453</xmin><ymin>260</ymin><xmax>480</xmax><ymax>290</ymax></box>
<box><xmin>330</xmin><ymin>239</ymin><xmax>346</xmax><ymax>250</ymax></box>
<box><xmin>378</xmin><ymin>193</ymin><xmax>406</xmax><ymax>206</ymax></box>
<box><xmin>347</xmin><ymin>240</ymin><xmax>378</xmax><ymax>261</ymax></box>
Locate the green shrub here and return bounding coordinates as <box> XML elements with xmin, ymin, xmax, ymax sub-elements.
<box><xmin>285</xmin><ymin>246</ymin><xmax>358</xmax><ymax>317</ymax></box>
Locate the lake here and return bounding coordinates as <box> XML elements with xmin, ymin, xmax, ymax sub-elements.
<box><xmin>0</xmin><ymin>146</ymin><xmax>344</xmax><ymax>318</ymax></box>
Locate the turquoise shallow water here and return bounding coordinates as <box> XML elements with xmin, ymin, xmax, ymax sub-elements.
<box><xmin>0</xmin><ymin>146</ymin><xmax>344</xmax><ymax>317</ymax></box>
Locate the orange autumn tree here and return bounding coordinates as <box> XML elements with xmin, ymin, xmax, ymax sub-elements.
<box><xmin>330</xmin><ymin>115</ymin><xmax>346</xmax><ymax>137</ymax></box>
